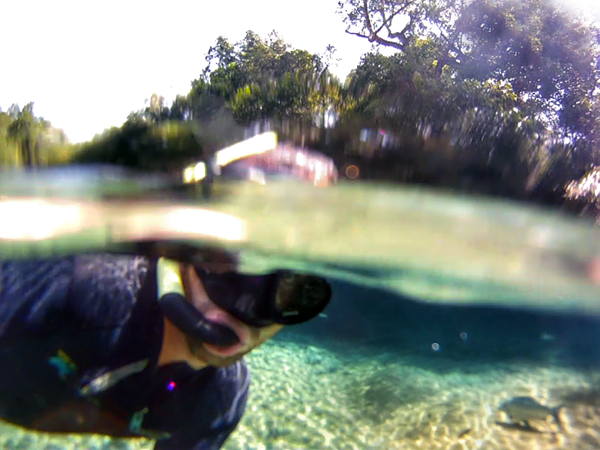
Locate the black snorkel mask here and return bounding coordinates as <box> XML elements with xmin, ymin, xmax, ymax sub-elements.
<box><xmin>158</xmin><ymin>135</ymin><xmax>335</xmax><ymax>348</ymax></box>
<box><xmin>157</xmin><ymin>258</ymin><xmax>331</xmax><ymax>348</ymax></box>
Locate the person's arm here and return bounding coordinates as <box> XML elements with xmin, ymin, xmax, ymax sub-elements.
<box><xmin>66</xmin><ymin>254</ymin><xmax>152</xmax><ymax>329</ymax></box>
<box><xmin>0</xmin><ymin>254</ymin><xmax>153</xmax><ymax>339</ymax></box>
<box><xmin>153</xmin><ymin>360</ymin><xmax>250</xmax><ymax>450</ymax></box>
<box><xmin>159</xmin><ymin>415</ymin><xmax>242</xmax><ymax>450</ymax></box>
<box><xmin>0</xmin><ymin>257</ymin><xmax>76</xmax><ymax>339</ymax></box>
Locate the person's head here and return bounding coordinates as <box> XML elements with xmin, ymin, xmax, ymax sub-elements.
<box><xmin>160</xmin><ymin>142</ymin><xmax>336</xmax><ymax>367</ymax></box>
<box><xmin>179</xmin><ymin>261</ymin><xmax>283</xmax><ymax>367</ymax></box>
<box><xmin>158</xmin><ymin>256</ymin><xmax>331</xmax><ymax>368</ymax></box>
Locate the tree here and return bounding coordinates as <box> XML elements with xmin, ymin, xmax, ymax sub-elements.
<box><xmin>0</xmin><ymin>111</ymin><xmax>19</xmax><ymax>164</ymax></box>
<box><xmin>164</xmin><ymin>31</ymin><xmax>330</xmax><ymax>127</ymax></box>
<box><xmin>338</xmin><ymin>0</ymin><xmax>600</xmax><ymax>197</ymax></box>
<box><xmin>202</xmin><ymin>36</ymin><xmax>238</xmax><ymax>77</ymax></box>
<box><xmin>315</xmin><ymin>44</ymin><xmax>341</xmax><ymax>73</ymax></box>
<box><xmin>338</xmin><ymin>0</ymin><xmax>600</xmax><ymax>148</ymax></box>
<box><xmin>231</xmin><ymin>84</ymin><xmax>268</xmax><ymax>124</ymax></box>
<box><xmin>198</xmin><ymin>31</ymin><xmax>319</xmax><ymax>103</ymax></box>
<box><xmin>0</xmin><ymin>103</ymin><xmax>70</xmax><ymax>167</ymax></box>
<box><xmin>7</xmin><ymin>102</ymin><xmax>44</xmax><ymax>167</ymax></box>
<box><xmin>186</xmin><ymin>79</ymin><xmax>228</xmax><ymax>121</ymax></box>
<box><xmin>170</xmin><ymin>95</ymin><xmax>190</xmax><ymax>121</ymax></box>
<box><xmin>143</xmin><ymin>93</ymin><xmax>170</xmax><ymax>124</ymax></box>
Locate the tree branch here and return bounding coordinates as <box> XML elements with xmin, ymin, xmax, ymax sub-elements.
<box><xmin>387</xmin><ymin>15</ymin><xmax>412</xmax><ymax>47</ymax></box>
<box><xmin>378</xmin><ymin>0</ymin><xmax>413</xmax><ymax>47</ymax></box>
<box><xmin>358</xmin><ymin>0</ymin><xmax>408</xmax><ymax>50</ymax></box>
<box><xmin>435</xmin><ymin>22</ymin><xmax>469</xmax><ymax>61</ymax></box>
<box><xmin>362</xmin><ymin>0</ymin><xmax>377</xmax><ymax>39</ymax></box>
<box><xmin>345</xmin><ymin>29</ymin><xmax>406</xmax><ymax>50</ymax></box>
<box><xmin>345</xmin><ymin>30</ymin><xmax>372</xmax><ymax>39</ymax></box>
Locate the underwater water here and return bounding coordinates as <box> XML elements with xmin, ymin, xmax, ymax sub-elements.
<box><xmin>1</xmin><ymin>176</ymin><xmax>600</xmax><ymax>449</ymax></box>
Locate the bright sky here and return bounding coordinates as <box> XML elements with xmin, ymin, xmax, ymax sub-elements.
<box><xmin>1</xmin><ymin>0</ymin><xmax>597</xmax><ymax>144</ymax></box>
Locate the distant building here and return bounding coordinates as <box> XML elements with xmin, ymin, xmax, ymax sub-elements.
<box><xmin>224</xmin><ymin>142</ymin><xmax>338</xmax><ymax>187</ymax></box>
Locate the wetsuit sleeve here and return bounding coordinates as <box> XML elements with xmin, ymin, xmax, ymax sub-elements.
<box><xmin>192</xmin><ymin>361</ymin><xmax>249</xmax><ymax>450</ymax></box>
<box><xmin>151</xmin><ymin>360</ymin><xmax>251</xmax><ymax>450</ymax></box>
<box><xmin>194</xmin><ymin>360</ymin><xmax>250</xmax><ymax>450</ymax></box>
<box><xmin>66</xmin><ymin>254</ymin><xmax>150</xmax><ymax>328</ymax></box>
<box><xmin>0</xmin><ymin>255</ymin><xmax>152</xmax><ymax>340</ymax></box>
<box><xmin>0</xmin><ymin>258</ymin><xmax>76</xmax><ymax>338</ymax></box>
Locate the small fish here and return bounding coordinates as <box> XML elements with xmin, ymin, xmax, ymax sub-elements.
<box><xmin>498</xmin><ymin>396</ymin><xmax>564</xmax><ymax>432</ymax></box>
<box><xmin>80</xmin><ymin>359</ymin><xmax>149</xmax><ymax>396</ymax></box>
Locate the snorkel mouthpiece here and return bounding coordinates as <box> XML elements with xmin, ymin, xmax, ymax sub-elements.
<box><xmin>157</xmin><ymin>258</ymin><xmax>239</xmax><ymax>347</ymax></box>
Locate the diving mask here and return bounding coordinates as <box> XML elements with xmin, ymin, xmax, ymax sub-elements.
<box><xmin>157</xmin><ymin>258</ymin><xmax>331</xmax><ymax>348</ymax></box>
<box><xmin>197</xmin><ymin>269</ymin><xmax>332</xmax><ymax>328</ymax></box>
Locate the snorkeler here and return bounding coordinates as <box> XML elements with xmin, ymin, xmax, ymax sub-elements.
<box><xmin>0</xmin><ymin>144</ymin><xmax>336</xmax><ymax>449</ymax></box>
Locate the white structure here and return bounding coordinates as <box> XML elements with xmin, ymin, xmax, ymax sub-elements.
<box><xmin>243</xmin><ymin>119</ymin><xmax>273</xmax><ymax>140</ymax></box>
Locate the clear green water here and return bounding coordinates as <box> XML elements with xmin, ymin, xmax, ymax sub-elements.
<box><xmin>3</xmin><ymin>172</ymin><xmax>600</xmax><ymax>314</ymax></box>
<box><xmin>1</xmin><ymin>173</ymin><xmax>600</xmax><ymax>449</ymax></box>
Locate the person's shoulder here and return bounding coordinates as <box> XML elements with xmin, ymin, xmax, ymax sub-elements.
<box><xmin>72</xmin><ymin>254</ymin><xmax>152</xmax><ymax>283</ymax></box>
<box><xmin>69</xmin><ymin>254</ymin><xmax>156</xmax><ymax>326</ymax></box>
<box><xmin>0</xmin><ymin>257</ymin><xmax>77</xmax><ymax>333</ymax></box>
<box><xmin>0</xmin><ymin>256</ymin><xmax>76</xmax><ymax>295</ymax></box>
<box><xmin>147</xmin><ymin>360</ymin><xmax>250</xmax><ymax>449</ymax></box>
<box><xmin>183</xmin><ymin>359</ymin><xmax>251</xmax><ymax>417</ymax></box>
<box><xmin>187</xmin><ymin>358</ymin><xmax>250</xmax><ymax>391</ymax></box>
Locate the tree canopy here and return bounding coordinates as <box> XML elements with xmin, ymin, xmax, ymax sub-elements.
<box><xmin>337</xmin><ymin>0</ymin><xmax>600</xmax><ymax>149</ymax></box>
<box><xmin>337</xmin><ymin>0</ymin><xmax>600</xmax><ymax>201</ymax></box>
<box><xmin>0</xmin><ymin>103</ymin><xmax>70</xmax><ymax>166</ymax></box>
<box><xmin>6</xmin><ymin>2</ymin><xmax>600</xmax><ymax>217</ymax></box>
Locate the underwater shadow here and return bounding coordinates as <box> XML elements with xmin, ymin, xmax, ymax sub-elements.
<box><xmin>553</xmin><ymin>385</ymin><xmax>600</xmax><ymax>408</ymax></box>
<box><xmin>494</xmin><ymin>421</ymin><xmax>547</xmax><ymax>434</ymax></box>
<box><xmin>280</xmin><ymin>278</ymin><xmax>600</xmax><ymax>374</ymax></box>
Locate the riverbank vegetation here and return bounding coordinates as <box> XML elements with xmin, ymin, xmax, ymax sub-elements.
<box><xmin>3</xmin><ymin>0</ymin><xmax>599</xmax><ymax>216</ymax></box>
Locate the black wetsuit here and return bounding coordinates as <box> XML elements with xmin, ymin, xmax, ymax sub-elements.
<box><xmin>0</xmin><ymin>255</ymin><xmax>249</xmax><ymax>449</ymax></box>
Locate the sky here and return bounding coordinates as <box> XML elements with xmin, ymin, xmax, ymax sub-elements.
<box><xmin>1</xmin><ymin>0</ymin><xmax>598</xmax><ymax>144</ymax></box>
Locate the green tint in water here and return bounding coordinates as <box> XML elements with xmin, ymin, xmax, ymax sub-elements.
<box><xmin>2</xmin><ymin>172</ymin><xmax>600</xmax><ymax>450</ymax></box>
<box><xmin>216</xmin><ymin>180</ymin><xmax>600</xmax><ymax>315</ymax></box>
<box><xmin>2</xmin><ymin>172</ymin><xmax>600</xmax><ymax>314</ymax></box>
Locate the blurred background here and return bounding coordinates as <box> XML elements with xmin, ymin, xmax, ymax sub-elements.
<box><xmin>3</xmin><ymin>1</ymin><xmax>600</xmax><ymax>449</ymax></box>
<box><xmin>2</xmin><ymin>0</ymin><xmax>600</xmax><ymax>220</ymax></box>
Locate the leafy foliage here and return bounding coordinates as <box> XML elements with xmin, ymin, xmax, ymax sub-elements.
<box><xmin>0</xmin><ymin>103</ymin><xmax>69</xmax><ymax>166</ymax></box>
<box><xmin>337</xmin><ymin>0</ymin><xmax>600</xmax><ymax>200</ymax></box>
<box><xmin>338</xmin><ymin>0</ymin><xmax>600</xmax><ymax>145</ymax></box>
<box><xmin>6</xmin><ymin>8</ymin><xmax>600</xmax><ymax>214</ymax></box>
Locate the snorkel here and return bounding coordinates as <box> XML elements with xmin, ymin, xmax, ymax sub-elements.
<box><xmin>156</xmin><ymin>258</ymin><xmax>240</xmax><ymax>347</ymax></box>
